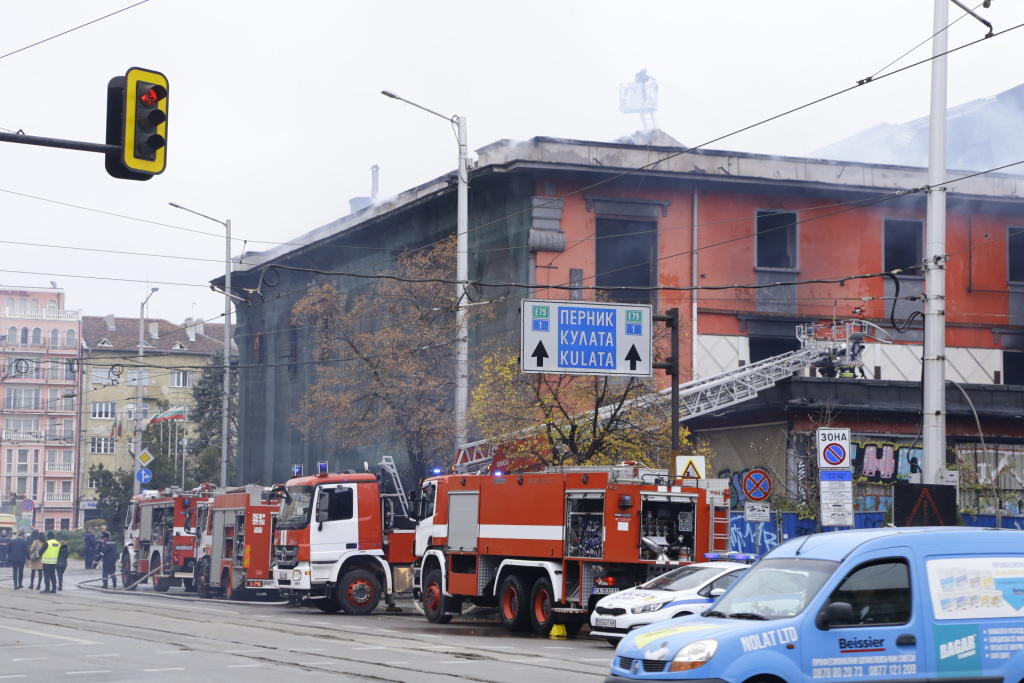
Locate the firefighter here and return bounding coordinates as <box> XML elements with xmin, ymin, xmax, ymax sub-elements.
<box><xmin>97</xmin><ymin>532</ymin><xmax>119</xmax><ymax>589</ymax></box>
<box><xmin>0</xmin><ymin>528</ymin><xmax>9</xmax><ymax>567</ymax></box>
<box><xmin>41</xmin><ymin>531</ymin><xmax>60</xmax><ymax>593</ymax></box>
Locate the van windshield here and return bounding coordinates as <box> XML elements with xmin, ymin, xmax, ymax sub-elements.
<box><xmin>276</xmin><ymin>486</ymin><xmax>314</xmax><ymax>530</ymax></box>
<box><xmin>706</xmin><ymin>558</ymin><xmax>837</xmax><ymax>620</ymax></box>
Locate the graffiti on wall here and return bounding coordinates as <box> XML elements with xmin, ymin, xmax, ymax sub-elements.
<box><xmin>853</xmin><ymin>441</ymin><xmax>922</xmax><ymax>483</ymax></box>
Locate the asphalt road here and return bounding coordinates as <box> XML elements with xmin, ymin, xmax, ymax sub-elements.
<box><xmin>0</xmin><ymin>560</ymin><xmax>615</xmax><ymax>682</ymax></box>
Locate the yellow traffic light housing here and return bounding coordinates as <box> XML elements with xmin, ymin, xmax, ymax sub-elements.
<box><xmin>105</xmin><ymin>67</ymin><xmax>168</xmax><ymax>179</ymax></box>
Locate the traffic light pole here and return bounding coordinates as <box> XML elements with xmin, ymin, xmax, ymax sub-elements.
<box><xmin>653</xmin><ymin>308</ymin><xmax>680</xmax><ymax>467</ymax></box>
<box><xmin>0</xmin><ymin>130</ymin><xmax>119</xmax><ymax>155</ymax></box>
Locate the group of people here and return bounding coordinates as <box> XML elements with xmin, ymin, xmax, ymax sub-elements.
<box><xmin>6</xmin><ymin>529</ymin><xmax>69</xmax><ymax>592</ymax></box>
<box><xmin>5</xmin><ymin>528</ymin><xmax>120</xmax><ymax>591</ymax></box>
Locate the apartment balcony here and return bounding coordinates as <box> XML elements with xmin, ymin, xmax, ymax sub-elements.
<box><xmin>44</xmin><ymin>461</ymin><xmax>75</xmax><ymax>475</ymax></box>
<box><xmin>0</xmin><ymin>429</ymin><xmax>43</xmax><ymax>443</ymax></box>
<box><xmin>43</xmin><ymin>492</ymin><xmax>73</xmax><ymax>505</ymax></box>
<box><xmin>0</xmin><ymin>340</ymin><xmax>79</xmax><ymax>353</ymax></box>
<box><xmin>0</xmin><ymin>307</ymin><xmax>81</xmax><ymax>321</ymax></box>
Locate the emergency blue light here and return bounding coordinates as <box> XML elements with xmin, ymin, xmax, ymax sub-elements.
<box><xmin>292</xmin><ymin>464</ymin><xmax>303</xmax><ymax>477</ymax></box>
<box><xmin>494</xmin><ymin>471</ymin><xmax>503</xmax><ymax>477</ymax></box>
<box><xmin>317</xmin><ymin>461</ymin><xmax>329</xmax><ymax>476</ymax></box>
<box><xmin>703</xmin><ymin>552</ymin><xmax>722</xmax><ymax>560</ymax></box>
<box><xmin>431</xmin><ymin>467</ymin><xmax>443</xmax><ymax>475</ymax></box>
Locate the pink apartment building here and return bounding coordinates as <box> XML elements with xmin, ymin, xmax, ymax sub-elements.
<box><xmin>0</xmin><ymin>286</ymin><xmax>81</xmax><ymax>531</ymax></box>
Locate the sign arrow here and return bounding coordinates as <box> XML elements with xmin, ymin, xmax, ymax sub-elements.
<box><xmin>624</xmin><ymin>344</ymin><xmax>642</xmax><ymax>371</ymax></box>
<box><xmin>531</xmin><ymin>341</ymin><xmax>549</xmax><ymax>368</ymax></box>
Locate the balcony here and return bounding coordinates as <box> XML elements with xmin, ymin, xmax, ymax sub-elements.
<box><xmin>0</xmin><ymin>307</ymin><xmax>80</xmax><ymax>321</ymax></box>
<box><xmin>45</xmin><ymin>461</ymin><xmax>75</xmax><ymax>475</ymax></box>
<box><xmin>43</xmin><ymin>492</ymin><xmax>73</xmax><ymax>504</ymax></box>
<box><xmin>1</xmin><ymin>429</ymin><xmax>43</xmax><ymax>443</ymax></box>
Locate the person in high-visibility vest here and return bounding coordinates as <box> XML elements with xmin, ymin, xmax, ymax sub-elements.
<box><xmin>41</xmin><ymin>531</ymin><xmax>60</xmax><ymax>593</ymax></box>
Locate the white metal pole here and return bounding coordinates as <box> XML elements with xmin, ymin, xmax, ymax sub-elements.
<box><xmin>455</xmin><ymin>116</ymin><xmax>469</xmax><ymax>450</ymax></box>
<box><xmin>923</xmin><ymin>0</ymin><xmax>949</xmax><ymax>486</ymax></box>
<box><xmin>133</xmin><ymin>288</ymin><xmax>157</xmax><ymax>494</ymax></box>
<box><xmin>221</xmin><ymin>219</ymin><xmax>232</xmax><ymax>488</ymax></box>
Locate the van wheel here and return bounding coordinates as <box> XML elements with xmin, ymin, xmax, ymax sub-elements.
<box><xmin>336</xmin><ymin>570</ymin><xmax>381</xmax><ymax>615</ymax></box>
<box><xmin>151</xmin><ymin>554</ymin><xmax>170</xmax><ymax>592</ymax></box>
<box><xmin>529</xmin><ymin>577</ymin><xmax>555</xmax><ymax>635</ymax></box>
<box><xmin>498</xmin><ymin>574</ymin><xmax>531</xmax><ymax>632</ymax></box>
<box><xmin>423</xmin><ymin>570</ymin><xmax>454</xmax><ymax>624</ymax></box>
<box><xmin>606</xmin><ymin>637</ymin><xmax>621</xmax><ymax>646</ymax></box>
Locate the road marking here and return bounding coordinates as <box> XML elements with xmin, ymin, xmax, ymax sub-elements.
<box><xmin>0</xmin><ymin>675</ymin><xmax>27</xmax><ymax>679</ymax></box>
<box><xmin>66</xmin><ymin>672</ymin><xmax>110</xmax><ymax>676</ymax></box>
<box><xmin>11</xmin><ymin>658</ymin><xmax>45</xmax><ymax>662</ymax></box>
<box><xmin>375</xmin><ymin>628</ymin><xmax>399</xmax><ymax>633</ymax></box>
<box><xmin>305</xmin><ymin>621</ymin><xmax>330</xmax><ymax>626</ymax></box>
<box><xmin>417</xmin><ymin>634</ymin><xmax>443</xmax><ymax>638</ymax></box>
<box><xmin>0</xmin><ymin>624</ymin><xmax>98</xmax><ymax>646</ymax></box>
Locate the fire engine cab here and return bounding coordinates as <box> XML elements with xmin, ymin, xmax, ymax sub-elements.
<box><xmin>412</xmin><ymin>464</ymin><xmax>729</xmax><ymax>635</ymax></box>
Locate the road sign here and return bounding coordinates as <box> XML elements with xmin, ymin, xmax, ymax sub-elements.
<box><xmin>137</xmin><ymin>448</ymin><xmax>154</xmax><ymax>468</ymax></box>
<box><xmin>520</xmin><ymin>299</ymin><xmax>653</xmax><ymax>376</ymax></box>
<box><xmin>21</xmin><ymin>499</ymin><xmax>34</xmax><ymax>512</ymax></box>
<box><xmin>744</xmin><ymin>501</ymin><xmax>771</xmax><ymax>522</ymax></box>
<box><xmin>820</xmin><ymin>469</ymin><xmax>854</xmax><ymax>526</ymax></box>
<box><xmin>675</xmin><ymin>456</ymin><xmax>705</xmax><ymax>479</ymax></box>
<box><xmin>136</xmin><ymin>468</ymin><xmax>153</xmax><ymax>484</ymax></box>
<box><xmin>816</xmin><ymin>428</ymin><xmax>851</xmax><ymax>469</ymax></box>
<box><xmin>743</xmin><ymin>469</ymin><xmax>772</xmax><ymax>502</ymax></box>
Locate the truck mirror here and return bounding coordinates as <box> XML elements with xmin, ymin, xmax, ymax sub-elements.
<box><xmin>316</xmin><ymin>490</ymin><xmax>331</xmax><ymax>525</ymax></box>
<box><xmin>816</xmin><ymin>601</ymin><xmax>854</xmax><ymax>630</ymax></box>
<box><xmin>183</xmin><ymin>509</ymin><xmax>193</xmax><ymax>533</ymax></box>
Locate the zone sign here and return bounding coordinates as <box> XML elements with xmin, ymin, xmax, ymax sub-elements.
<box><xmin>816</xmin><ymin>427</ymin><xmax>851</xmax><ymax>469</ymax></box>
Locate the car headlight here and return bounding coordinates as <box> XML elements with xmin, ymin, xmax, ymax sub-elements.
<box><xmin>631</xmin><ymin>601</ymin><xmax>670</xmax><ymax>614</ymax></box>
<box><xmin>292</xmin><ymin>569</ymin><xmax>301</xmax><ymax>583</ymax></box>
<box><xmin>669</xmin><ymin>639</ymin><xmax>718</xmax><ymax>672</ymax></box>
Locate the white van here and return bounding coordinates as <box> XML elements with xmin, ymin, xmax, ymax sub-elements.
<box><xmin>605</xmin><ymin>526</ymin><xmax>1024</xmax><ymax>682</ymax></box>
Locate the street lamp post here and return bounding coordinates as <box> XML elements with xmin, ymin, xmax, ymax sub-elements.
<box><xmin>169</xmin><ymin>202</ymin><xmax>232</xmax><ymax>488</ymax></box>
<box><xmin>133</xmin><ymin>287</ymin><xmax>158</xmax><ymax>495</ymax></box>
<box><xmin>381</xmin><ymin>90</ymin><xmax>470</xmax><ymax>448</ymax></box>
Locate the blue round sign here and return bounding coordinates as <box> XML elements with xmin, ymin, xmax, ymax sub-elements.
<box><xmin>136</xmin><ymin>468</ymin><xmax>153</xmax><ymax>484</ymax></box>
<box><xmin>21</xmin><ymin>499</ymin><xmax>34</xmax><ymax>512</ymax></box>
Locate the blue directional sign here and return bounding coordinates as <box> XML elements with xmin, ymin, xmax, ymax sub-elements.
<box><xmin>136</xmin><ymin>468</ymin><xmax>153</xmax><ymax>484</ymax></box>
<box><xmin>520</xmin><ymin>299</ymin><xmax>652</xmax><ymax>377</ymax></box>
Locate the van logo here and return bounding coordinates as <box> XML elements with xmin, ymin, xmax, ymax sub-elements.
<box><xmin>839</xmin><ymin>636</ymin><xmax>885</xmax><ymax>653</ymax></box>
<box><xmin>939</xmin><ymin>634</ymin><xmax>976</xmax><ymax>660</ymax></box>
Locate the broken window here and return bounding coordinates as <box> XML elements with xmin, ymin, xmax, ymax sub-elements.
<box><xmin>595</xmin><ymin>217</ymin><xmax>657</xmax><ymax>305</ymax></box>
<box><xmin>756</xmin><ymin>210</ymin><xmax>798</xmax><ymax>269</ymax></box>
<box><xmin>884</xmin><ymin>219</ymin><xmax>923</xmax><ymax>273</ymax></box>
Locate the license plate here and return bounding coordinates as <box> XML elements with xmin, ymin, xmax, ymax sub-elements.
<box><xmin>593</xmin><ymin>587</ymin><xmax>618</xmax><ymax>595</ymax></box>
<box><xmin>596</xmin><ymin>618</ymin><xmax>616</xmax><ymax>628</ymax></box>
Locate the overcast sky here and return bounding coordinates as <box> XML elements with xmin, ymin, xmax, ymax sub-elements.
<box><xmin>2</xmin><ymin>1</ymin><xmax>1023</xmax><ymax>328</ymax></box>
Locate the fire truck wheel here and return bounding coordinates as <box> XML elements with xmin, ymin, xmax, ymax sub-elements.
<box><xmin>151</xmin><ymin>555</ymin><xmax>171</xmax><ymax>592</ymax></box>
<box><xmin>182</xmin><ymin>578</ymin><xmax>195</xmax><ymax>592</ymax></box>
<box><xmin>223</xmin><ymin>569</ymin><xmax>245</xmax><ymax>600</ymax></box>
<box><xmin>423</xmin><ymin>570</ymin><xmax>454</xmax><ymax>624</ymax></box>
<box><xmin>529</xmin><ymin>577</ymin><xmax>555</xmax><ymax>635</ymax></box>
<box><xmin>336</xmin><ymin>570</ymin><xmax>381</xmax><ymax>615</ymax></box>
<box><xmin>121</xmin><ymin>554</ymin><xmax>137</xmax><ymax>591</ymax></box>
<box><xmin>498</xmin><ymin>574</ymin><xmax>531</xmax><ymax>632</ymax></box>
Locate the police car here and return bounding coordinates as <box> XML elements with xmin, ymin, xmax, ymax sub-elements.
<box><xmin>603</xmin><ymin>527</ymin><xmax>1024</xmax><ymax>682</ymax></box>
<box><xmin>590</xmin><ymin>555</ymin><xmax>754</xmax><ymax>644</ymax></box>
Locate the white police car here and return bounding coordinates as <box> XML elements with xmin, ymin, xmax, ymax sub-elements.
<box><xmin>590</xmin><ymin>555</ymin><xmax>754</xmax><ymax>644</ymax></box>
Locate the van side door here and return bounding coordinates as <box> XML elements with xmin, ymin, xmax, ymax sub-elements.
<box><xmin>803</xmin><ymin>549</ymin><xmax>922</xmax><ymax>682</ymax></box>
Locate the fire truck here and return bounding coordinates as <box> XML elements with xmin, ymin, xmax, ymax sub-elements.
<box><xmin>271</xmin><ymin>457</ymin><xmax>417</xmax><ymax>614</ymax></box>
<box><xmin>121</xmin><ymin>487</ymin><xmax>214</xmax><ymax>591</ymax></box>
<box><xmin>411</xmin><ymin>464</ymin><xmax>729</xmax><ymax>635</ymax></box>
<box><xmin>189</xmin><ymin>485</ymin><xmax>280</xmax><ymax>599</ymax></box>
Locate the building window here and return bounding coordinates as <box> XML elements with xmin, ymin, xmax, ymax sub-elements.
<box><xmin>8</xmin><ymin>358</ymin><xmax>42</xmax><ymax>379</ymax></box>
<box><xmin>63</xmin><ymin>420</ymin><xmax>74</xmax><ymax>440</ymax></box>
<box><xmin>63</xmin><ymin>392</ymin><xmax>74</xmax><ymax>411</ymax></box>
<box><xmin>125</xmin><ymin>403</ymin><xmax>150</xmax><ymax>421</ymax></box>
<box><xmin>16</xmin><ymin>450</ymin><xmax>29</xmax><ymax>474</ymax></box>
<box><xmin>1009</xmin><ymin>226</ymin><xmax>1024</xmax><ymax>283</ymax></box>
<box><xmin>31</xmin><ymin>328</ymin><xmax>41</xmax><ymax>345</ymax></box>
<box><xmin>60</xmin><ymin>519</ymin><xmax>70</xmax><ymax>531</ymax></box>
<box><xmin>170</xmin><ymin>370</ymin><xmax>194</xmax><ymax>388</ymax></box>
<box><xmin>65</xmin><ymin>329</ymin><xmax>76</xmax><ymax>348</ymax></box>
<box><xmin>89</xmin><ymin>438</ymin><xmax>115</xmax><ymax>454</ymax></box>
<box><xmin>50</xmin><ymin>329</ymin><xmax>59</xmax><ymax>348</ymax></box>
<box><xmin>884</xmin><ymin>219</ymin><xmax>924</xmax><ymax>273</ymax></box>
<box><xmin>92</xmin><ymin>402</ymin><xmax>116</xmax><ymax>419</ymax></box>
<box><xmin>91</xmin><ymin>367</ymin><xmax>116</xmax><ymax>385</ymax></box>
<box><xmin>6</xmin><ymin>387</ymin><xmax>40</xmax><ymax>410</ymax></box>
<box><xmin>756</xmin><ymin>210</ymin><xmax>798</xmax><ymax>269</ymax></box>
<box><xmin>127</xmin><ymin>369</ymin><xmax>150</xmax><ymax>386</ymax></box>
<box><xmin>595</xmin><ymin>217</ymin><xmax>657</xmax><ymax>304</ymax></box>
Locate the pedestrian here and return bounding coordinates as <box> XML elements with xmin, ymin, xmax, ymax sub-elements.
<box><xmin>28</xmin><ymin>530</ymin><xmax>45</xmax><ymax>590</ymax></box>
<box><xmin>97</xmin><ymin>532</ymin><xmax>119</xmax><ymax>589</ymax></box>
<box><xmin>83</xmin><ymin>528</ymin><xmax>96</xmax><ymax>570</ymax></box>
<box><xmin>8</xmin><ymin>530</ymin><xmax>28</xmax><ymax>589</ymax></box>
<box><xmin>55</xmin><ymin>540</ymin><xmax>69</xmax><ymax>591</ymax></box>
<box><xmin>0</xmin><ymin>528</ymin><xmax>10</xmax><ymax>567</ymax></box>
<box><xmin>41</xmin><ymin>531</ymin><xmax>60</xmax><ymax>593</ymax></box>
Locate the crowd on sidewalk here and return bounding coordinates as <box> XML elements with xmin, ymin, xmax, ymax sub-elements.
<box><xmin>2</xmin><ymin>526</ymin><xmax>120</xmax><ymax>591</ymax></box>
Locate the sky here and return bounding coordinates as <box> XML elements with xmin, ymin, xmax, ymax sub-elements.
<box><xmin>2</xmin><ymin>0</ymin><xmax>1023</xmax><ymax>329</ymax></box>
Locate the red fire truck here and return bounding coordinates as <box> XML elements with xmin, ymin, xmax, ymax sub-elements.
<box><xmin>412</xmin><ymin>464</ymin><xmax>729</xmax><ymax>635</ymax></box>
<box><xmin>121</xmin><ymin>487</ymin><xmax>214</xmax><ymax>591</ymax></box>
<box><xmin>271</xmin><ymin>458</ymin><xmax>417</xmax><ymax>614</ymax></box>
<box><xmin>189</xmin><ymin>485</ymin><xmax>280</xmax><ymax>599</ymax></box>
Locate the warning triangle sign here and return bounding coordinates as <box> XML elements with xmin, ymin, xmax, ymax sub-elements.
<box><xmin>681</xmin><ymin>459</ymin><xmax>703</xmax><ymax>479</ymax></box>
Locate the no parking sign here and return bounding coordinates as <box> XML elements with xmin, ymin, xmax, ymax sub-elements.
<box><xmin>816</xmin><ymin>427</ymin><xmax>851</xmax><ymax>470</ymax></box>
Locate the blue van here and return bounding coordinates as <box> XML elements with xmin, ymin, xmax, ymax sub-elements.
<box><xmin>604</xmin><ymin>527</ymin><xmax>1024</xmax><ymax>682</ymax></box>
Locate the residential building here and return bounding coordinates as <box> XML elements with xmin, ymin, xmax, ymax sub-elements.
<box><xmin>78</xmin><ymin>315</ymin><xmax>228</xmax><ymax>524</ymax></box>
<box><xmin>220</xmin><ymin>124</ymin><xmax>1024</xmax><ymax>515</ymax></box>
<box><xmin>0</xmin><ymin>286</ymin><xmax>81</xmax><ymax>531</ymax></box>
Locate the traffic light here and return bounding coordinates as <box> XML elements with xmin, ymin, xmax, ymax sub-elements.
<box><xmin>105</xmin><ymin>67</ymin><xmax>168</xmax><ymax>180</ymax></box>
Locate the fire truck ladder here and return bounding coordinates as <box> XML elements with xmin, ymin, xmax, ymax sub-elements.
<box><xmin>378</xmin><ymin>456</ymin><xmax>410</xmax><ymax>519</ymax></box>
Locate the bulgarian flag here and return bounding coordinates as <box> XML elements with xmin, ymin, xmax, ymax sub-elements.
<box><xmin>151</xmin><ymin>406</ymin><xmax>186</xmax><ymax>424</ymax></box>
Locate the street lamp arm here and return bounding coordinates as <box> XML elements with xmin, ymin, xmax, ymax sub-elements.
<box><xmin>380</xmin><ymin>90</ymin><xmax>454</xmax><ymax>122</ymax></box>
<box><xmin>169</xmin><ymin>202</ymin><xmax>228</xmax><ymax>228</ymax></box>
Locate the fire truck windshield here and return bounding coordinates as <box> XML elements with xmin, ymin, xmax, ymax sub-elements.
<box><xmin>276</xmin><ymin>486</ymin><xmax>314</xmax><ymax>530</ymax></box>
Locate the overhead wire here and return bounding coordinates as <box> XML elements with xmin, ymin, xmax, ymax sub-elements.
<box><xmin>0</xmin><ymin>1</ymin><xmax>151</xmax><ymax>62</ymax></box>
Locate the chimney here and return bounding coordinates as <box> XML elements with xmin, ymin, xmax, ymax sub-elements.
<box><xmin>195</xmin><ymin>318</ymin><xmax>204</xmax><ymax>336</ymax></box>
<box><xmin>149</xmin><ymin>322</ymin><xmax>159</xmax><ymax>340</ymax></box>
<box><xmin>104</xmin><ymin>314</ymin><xmax>116</xmax><ymax>331</ymax></box>
<box><xmin>184</xmin><ymin>317</ymin><xmax>196</xmax><ymax>342</ymax></box>
<box><xmin>371</xmin><ymin>164</ymin><xmax>379</xmax><ymax>199</ymax></box>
